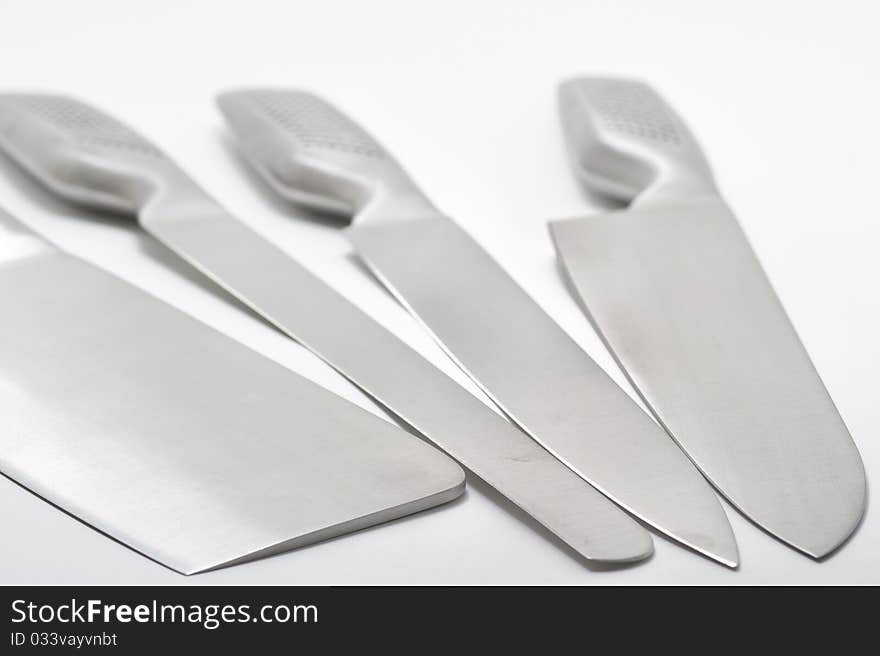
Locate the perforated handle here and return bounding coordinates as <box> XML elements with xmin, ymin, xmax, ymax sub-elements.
<box><xmin>0</xmin><ymin>94</ymin><xmax>195</xmax><ymax>214</ymax></box>
<box><xmin>231</xmin><ymin>90</ymin><xmax>387</xmax><ymax>157</ymax></box>
<box><xmin>558</xmin><ymin>78</ymin><xmax>717</xmax><ymax>206</ymax></box>
<box><xmin>5</xmin><ymin>95</ymin><xmax>163</xmax><ymax>156</ymax></box>
<box><xmin>218</xmin><ymin>89</ymin><xmax>431</xmax><ymax>220</ymax></box>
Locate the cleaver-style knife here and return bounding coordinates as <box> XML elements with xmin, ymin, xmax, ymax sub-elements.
<box><xmin>0</xmin><ymin>93</ymin><xmax>655</xmax><ymax>565</ymax></box>
<box><xmin>549</xmin><ymin>77</ymin><xmax>866</xmax><ymax>557</ymax></box>
<box><xmin>217</xmin><ymin>89</ymin><xmax>739</xmax><ymax>566</ymax></box>
<box><xmin>0</xmin><ymin>206</ymin><xmax>464</xmax><ymax>574</ymax></box>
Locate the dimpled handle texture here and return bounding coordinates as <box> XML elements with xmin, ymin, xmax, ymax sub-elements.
<box><xmin>2</xmin><ymin>95</ymin><xmax>161</xmax><ymax>157</ymax></box>
<box><xmin>577</xmin><ymin>78</ymin><xmax>688</xmax><ymax>148</ymax></box>
<box><xmin>560</xmin><ymin>77</ymin><xmax>716</xmax><ymax>203</ymax></box>
<box><xmin>240</xmin><ymin>90</ymin><xmax>386</xmax><ymax>158</ymax></box>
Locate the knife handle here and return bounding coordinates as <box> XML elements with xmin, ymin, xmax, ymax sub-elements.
<box><xmin>558</xmin><ymin>77</ymin><xmax>718</xmax><ymax>207</ymax></box>
<box><xmin>217</xmin><ymin>90</ymin><xmax>434</xmax><ymax>221</ymax></box>
<box><xmin>0</xmin><ymin>95</ymin><xmax>202</xmax><ymax>215</ymax></box>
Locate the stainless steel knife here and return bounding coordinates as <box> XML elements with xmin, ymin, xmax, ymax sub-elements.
<box><xmin>216</xmin><ymin>89</ymin><xmax>739</xmax><ymax>567</ymax></box>
<box><xmin>0</xmin><ymin>205</ymin><xmax>464</xmax><ymax>575</ymax></box>
<box><xmin>549</xmin><ymin>77</ymin><xmax>866</xmax><ymax>557</ymax></box>
<box><xmin>0</xmin><ymin>94</ymin><xmax>656</xmax><ymax>565</ymax></box>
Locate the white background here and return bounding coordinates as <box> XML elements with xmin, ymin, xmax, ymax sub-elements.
<box><xmin>0</xmin><ymin>0</ymin><xmax>876</xmax><ymax>584</ymax></box>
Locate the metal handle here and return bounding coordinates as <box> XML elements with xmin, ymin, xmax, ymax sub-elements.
<box><xmin>0</xmin><ymin>94</ymin><xmax>203</xmax><ymax>216</ymax></box>
<box><xmin>217</xmin><ymin>89</ymin><xmax>433</xmax><ymax>222</ymax></box>
<box><xmin>558</xmin><ymin>77</ymin><xmax>718</xmax><ymax>207</ymax></box>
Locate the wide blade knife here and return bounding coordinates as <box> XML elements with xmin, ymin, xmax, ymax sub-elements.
<box><xmin>0</xmin><ymin>206</ymin><xmax>464</xmax><ymax>574</ymax></box>
<box><xmin>216</xmin><ymin>89</ymin><xmax>739</xmax><ymax>566</ymax></box>
<box><xmin>0</xmin><ymin>94</ymin><xmax>655</xmax><ymax>565</ymax></box>
<box><xmin>549</xmin><ymin>77</ymin><xmax>866</xmax><ymax>557</ymax></box>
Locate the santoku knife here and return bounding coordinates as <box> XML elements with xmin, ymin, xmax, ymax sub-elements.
<box><xmin>216</xmin><ymin>89</ymin><xmax>739</xmax><ymax>566</ymax></box>
<box><xmin>549</xmin><ymin>77</ymin><xmax>866</xmax><ymax>557</ymax></box>
<box><xmin>0</xmin><ymin>93</ymin><xmax>655</xmax><ymax>565</ymax></box>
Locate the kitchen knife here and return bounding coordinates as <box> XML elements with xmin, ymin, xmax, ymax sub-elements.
<box><xmin>0</xmin><ymin>206</ymin><xmax>464</xmax><ymax>575</ymax></box>
<box><xmin>549</xmin><ymin>77</ymin><xmax>866</xmax><ymax>557</ymax></box>
<box><xmin>216</xmin><ymin>89</ymin><xmax>739</xmax><ymax>566</ymax></box>
<box><xmin>0</xmin><ymin>94</ymin><xmax>655</xmax><ymax>565</ymax></box>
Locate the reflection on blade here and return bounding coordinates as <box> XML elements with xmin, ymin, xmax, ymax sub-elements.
<box><xmin>551</xmin><ymin>198</ymin><xmax>866</xmax><ymax>557</ymax></box>
<box><xmin>351</xmin><ymin>213</ymin><xmax>739</xmax><ymax>567</ymax></box>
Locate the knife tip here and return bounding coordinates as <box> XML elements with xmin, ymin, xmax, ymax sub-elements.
<box><xmin>684</xmin><ymin>535</ymin><xmax>740</xmax><ymax>569</ymax></box>
<box><xmin>580</xmin><ymin>531</ymin><xmax>655</xmax><ymax>566</ymax></box>
<box><xmin>780</xmin><ymin>501</ymin><xmax>867</xmax><ymax>561</ymax></box>
<box><xmin>734</xmin><ymin>458</ymin><xmax>866</xmax><ymax>561</ymax></box>
<box><xmin>709</xmin><ymin>550</ymin><xmax>739</xmax><ymax>570</ymax></box>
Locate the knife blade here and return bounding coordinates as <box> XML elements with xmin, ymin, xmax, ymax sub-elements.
<box><xmin>0</xmin><ymin>94</ymin><xmax>656</xmax><ymax>565</ymax></box>
<box><xmin>549</xmin><ymin>77</ymin><xmax>866</xmax><ymax>557</ymax></box>
<box><xmin>0</xmin><ymin>206</ymin><xmax>464</xmax><ymax>574</ymax></box>
<box><xmin>216</xmin><ymin>89</ymin><xmax>739</xmax><ymax>567</ymax></box>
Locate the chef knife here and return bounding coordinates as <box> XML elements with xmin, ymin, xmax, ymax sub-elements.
<box><xmin>216</xmin><ymin>89</ymin><xmax>739</xmax><ymax>566</ymax></box>
<box><xmin>0</xmin><ymin>205</ymin><xmax>464</xmax><ymax>574</ymax></box>
<box><xmin>0</xmin><ymin>94</ymin><xmax>655</xmax><ymax>565</ymax></box>
<box><xmin>549</xmin><ymin>77</ymin><xmax>866</xmax><ymax>557</ymax></box>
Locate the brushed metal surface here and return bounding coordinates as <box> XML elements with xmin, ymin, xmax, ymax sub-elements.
<box><xmin>216</xmin><ymin>89</ymin><xmax>738</xmax><ymax>566</ymax></box>
<box><xmin>0</xmin><ymin>94</ymin><xmax>655</xmax><ymax>564</ymax></box>
<box><xmin>351</xmin><ymin>214</ymin><xmax>736</xmax><ymax>566</ymax></box>
<box><xmin>552</xmin><ymin>77</ymin><xmax>866</xmax><ymax>557</ymax></box>
<box><xmin>0</xmin><ymin>209</ymin><xmax>464</xmax><ymax>575</ymax></box>
<box><xmin>551</xmin><ymin>199</ymin><xmax>866</xmax><ymax>557</ymax></box>
<box><xmin>145</xmin><ymin>211</ymin><xmax>653</xmax><ymax>564</ymax></box>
